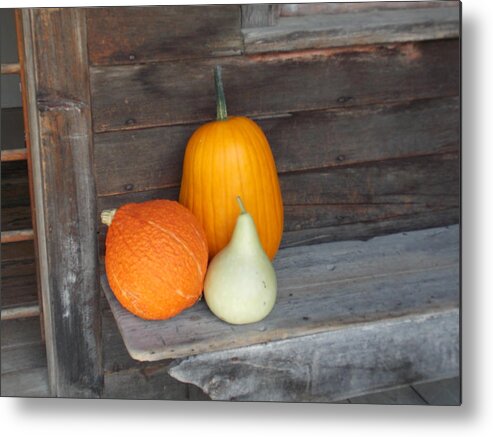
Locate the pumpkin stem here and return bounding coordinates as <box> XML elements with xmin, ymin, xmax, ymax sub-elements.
<box><xmin>236</xmin><ymin>196</ymin><xmax>246</xmax><ymax>214</ymax></box>
<box><xmin>101</xmin><ymin>209</ymin><xmax>117</xmax><ymax>226</ymax></box>
<box><xmin>214</xmin><ymin>65</ymin><xmax>228</xmax><ymax>121</ymax></box>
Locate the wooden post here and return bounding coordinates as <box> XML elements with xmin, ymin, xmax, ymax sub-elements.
<box><xmin>19</xmin><ymin>8</ymin><xmax>103</xmax><ymax>398</ymax></box>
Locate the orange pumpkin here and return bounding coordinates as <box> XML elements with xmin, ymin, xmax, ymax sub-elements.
<box><xmin>179</xmin><ymin>66</ymin><xmax>284</xmax><ymax>260</ymax></box>
<box><xmin>102</xmin><ymin>200</ymin><xmax>208</xmax><ymax>320</ymax></box>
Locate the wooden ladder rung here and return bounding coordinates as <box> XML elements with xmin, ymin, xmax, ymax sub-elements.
<box><xmin>1</xmin><ymin>148</ymin><xmax>28</xmax><ymax>162</ymax></box>
<box><xmin>1</xmin><ymin>303</ymin><xmax>40</xmax><ymax>321</ymax></box>
<box><xmin>1</xmin><ymin>229</ymin><xmax>34</xmax><ymax>243</ymax></box>
<box><xmin>1</xmin><ymin>63</ymin><xmax>21</xmax><ymax>74</ymax></box>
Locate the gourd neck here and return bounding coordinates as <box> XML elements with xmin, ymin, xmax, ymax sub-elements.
<box><xmin>215</xmin><ymin>65</ymin><xmax>228</xmax><ymax>121</ymax></box>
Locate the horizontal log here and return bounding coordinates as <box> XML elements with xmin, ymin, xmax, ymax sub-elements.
<box><xmin>169</xmin><ymin>309</ymin><xmax>459</xmax><ymax>402</ymax></box>
<box><xmin>244</xmin><ymin>6</ymin><xmax>459</xmax><ymax>54</ymax></box>
<box><xmin>1</xmin><ymin>63</ymin><xmax>21</xmax><ymax>74</ymax></box>
<box><xmin>86</xmin><ymin>5</ymin><xmax>243</xmax><ymax>66</ymax></box>
<box><xmin>1</xmin><ymin>229</ymin><xmax>34</xmax><ymax>243</ymax></box>
<box><xmin>90</xmin><ymin>39</ymin><xmax>459</xmax><ymax>133</ymax></box>
<box><xmin>102</xmin><ymin>225</ymin><xmax>459</xmax><ymax>362</ymax></box>
<box><xmin>1</xmin><ymin>304</ymin><xmax>40</xmax><ymax>321</ymax></box>
<box><xmin>94</xmin><ymin>97</ymin><xmax>459</xmax><ymax>196</ymax></box>
<box><xmin>1</xmin><ymin>148</ymin><xmax>27</xmax><ymax>162</ymax></box>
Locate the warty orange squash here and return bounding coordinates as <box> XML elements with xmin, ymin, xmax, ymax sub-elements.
<box><xmin>179</xmin><ymin>66</ymin><xmax>284</xmax><ymax>260</ymax></box>
<box><xmin>101</xmin><ymin>199</ymin><xmax>208</xmax><ymax>320</ymax></box>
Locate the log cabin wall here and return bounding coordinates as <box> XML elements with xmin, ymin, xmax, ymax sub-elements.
<box><xmin>88</xmin><ymin>3</ymin><xmax>460</xmax><ymax>251</ymax></box>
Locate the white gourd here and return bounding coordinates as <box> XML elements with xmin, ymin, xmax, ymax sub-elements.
<box><xmin>204</xmin><ymin>196</ymin><xmax>277</xmax><ymax>324</ymax></box>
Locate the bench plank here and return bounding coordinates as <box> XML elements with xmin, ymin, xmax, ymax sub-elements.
<box><xmin>102</xmin><ymin>225</ymin><xmax>459</xmax><ymax>362</ymax></box>
<box><xmin>168</xmin><ymin>309</ymin><xmax>459</xmax><ymax>402</ymax></box>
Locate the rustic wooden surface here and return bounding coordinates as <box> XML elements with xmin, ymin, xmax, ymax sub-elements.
<box><xmin>1</xmin><ymin>240</ymin><xmax>38</xmax><ymax>310</ymax></box>
<box><xmin>93</xmin><ymin>96</ymin><xmax>458</xmax><ymax>196</ymax></box>
<box><xmin>348</xmin><ymin>385</ymin><xmax>427</xmax><ymax>405</ymax></box>
<box><xmin>102</xmin><ymin>225</ymin><xmax>458</xmax><ymax>363</ymax></box>
<box><xmin>241</xmin><ymin>4</ymin><xmax>280</xmax><ymax>28</ymax></box>
<box><xmin>1</xmin><ymin>317</ymin><xmax>49</xmax><ymax>397</ymax></box>
<box><xmin>243</xmin><ymin>5</ymin><xmax>459</xmax><ymax>54</ymax></box>
<box><xmin>168</xmin><ymin>309</ymin><xmax>458</xmax><ymax>402</ymax></box>
<box><xmin>90</xmin><ymin>39</ymin><xmax>459</xmax><ymax>133</ymax></box>
<box><xmin>97</xmin><ymin>152</ymin><xmax>459</xmax><ymax>253</ymax></box>
<box><xmin>412</xmin><ymin>377</ymin><xmax>461</xmax><ymax>405</ymax></box>
<box><xmin>280</xmin><ymin>1</ymin><xmax>458</xmax><ymax>17</ymax></box>
<box><xmin>15</xmin><ymin>8</ymin><xmax>45</xmax><ymax>338</ymax></box>
<box><xmin>20</xmin><ymin>8</ymin><xmax>103</xmax><ymax>398</ymax></box>
<box><xmin>86</xmin><ymin>6</ymin><xmax>243</xmax><ymax>66</ymax></box>
<box><xmin>0</xmin><ymin>315</ymin><xmax>459</xmax><ymax>402</ymax></box>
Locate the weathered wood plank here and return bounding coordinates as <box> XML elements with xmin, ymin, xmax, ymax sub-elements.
<box><xmin>412</xmin><ymin>376</ymin><xmax>461</xmax><ymax>405</ymax></box>
<box><xmin>102</xmin><ymin>225</ymin><xmax>458</xmax><ymax>362</ymax></box>
<box><xmin>1</xmin><ymin>318</ymin><xmax>46</xmax><ymax>374</ymax></box>
<box><xmin>90</xmin><ymin>39</ymin><xmax>459</xmax><ymax>133</ymax></box>
<box><xmin>281</xmin><ymin>208</ymin><xmax>459</xmax><ymax>248</ymax></box>
<box><xmin>348</xmin><ymin>385</ymin><xmax>426</xmax><ymax>405</ymax></box>
<box><xmin>93</xmin><ymin>97</ymin><xmax>459</xmax><ymax>196</ymax></box>
<box><xmin>1</xmin><ymin>208</ymin><xmax>32</xmax><ymax>233</ymax></box>
<box><xmin>280</xmin><ymin>2</ymin><xmax>458</xmax><ymax>17</ymax></box>
<box><xmin>168</xmin><ymin>309</ymin><xmax>459</xmax><ymax>402</ymax></box>
<box><xmin>241</xmin><ymin>4</ymin><xmax>280</xmax><ymax>28</ymax></box>
<box><xmin>103</xmin><ymin>365</ymin><xmax>190</xmax><ymax>400</ymax></box>
<box><xmin>244</xmin><ymin>6</ymin><xmax>459</xmax><ymax>54</ymax></box>
<box><xmin>1</xmin><ymin>148</ymin><xmax>27</xmax><ymax>161</ymax></box>
<box><xmin>86</xmin><ymin>5</ymin><xmax>243</xmax><ymax>66</ymax></box>
<box><xmin>1</xmin><ymin>367</ymin><xmax>50</xmax><ymax>397</ymax></box>
<box><xmin>21</xmin><ymin>8</ymin><xmax>102</xmax><ymax>398</ymax></box>
<box><xmin>95</xmin><ymin>153</ymin><xmax>459</xmax><ymax>252</ymax></box>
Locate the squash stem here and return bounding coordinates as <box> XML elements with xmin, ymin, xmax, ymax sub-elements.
<box><xmin>101</xmin><ymin>209</ymin><xmax>117</xmax><ymax>226</ymax></box>
<box><xmin>215</xmin><ymin>65</ymin><xmax>228</xmax><ymax>121</ymax></box>
<box><xmin>236</xmin><ymin>196</ymin><xmax>246</xmax><ymax>214</ymax></box>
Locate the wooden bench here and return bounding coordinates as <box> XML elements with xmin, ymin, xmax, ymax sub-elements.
<box><xmin>11</xmin><ymin>3</ymin><xmax>460</xmax><ymax>399</ymax></box>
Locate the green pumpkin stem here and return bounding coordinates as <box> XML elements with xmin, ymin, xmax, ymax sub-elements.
<box><xmin>215</xmin><ymin>65</ymin><xmax>228</xmax><ymax>121</ymax></box>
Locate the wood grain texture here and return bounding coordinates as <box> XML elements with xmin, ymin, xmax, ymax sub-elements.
<box><xmin>168</xmin><ymin>309</ymin><xmax>459</xmax><ymax>402</ymax></box>
<box><xmin>21</xmin><ymin>8</ymin><xmax>102</xmax><ymax>398</ymax></box>
<box><xmin>244</xmin><ymin>5</ymin><xmax>459</xmax><ymax>54</ymax></box>
<box><xmin>412</xmin><ymin>377</ymin><xmax>461</xmax><ymax>405</ymax></box>
<box><xmin>93</xmin><ymin>97</ymin><xmax>459</xmax><ymax>196</ymax></box>
<box><xmin>90</xmin><ymin>39</ymin><xmax>459</xmax><ymax>133</ymax></box>
<box><xmin>103</xmin><ymin>365</ymin><xmax>190</xmax><ymax>400</ymax></box>
<box><xmin>1</xmin><ymin>148</ymin><xmax>27</xmax><ymax>161</ymax></box>
<box><xmin>1</xmin><ymin>367</ymin><xmax>50</xmax><ymax>397</ymax></box>
<box><xmin>280</xmin><ymin>2</ymin><xmax>458</xmax><ymax>17</ymax></box>
<box><xmin>86</xmin><ymin>5</ymin><xmax>243</xmax><ymax>66</ymax></box>
<box><xmin>241</xmin><ymin>4</ymin><xmax>280</xmax><ymax>28</ymax></box>
<box><xmin>95</xmin><ymin>152</ymin><xmax>459</xmax><ymax>251</ymax></box>
<box><xmin>1</xmin><ymin>240</ymin><xmax>38</xmax><ymax>310</ymax></box>
<box><xmin>348</xmin><ymin>385</ymin><xmax>427</xmax><ymax>405</ymax></box>
<box><xmin>1</xmin><ymin>317</ymin><xmax>46</xmax><ymax>375</ymax></box>
<box><xmin>102</xmin><ymin>225</ymin><xmax>459</xmax><ymax>362</ymax></box>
